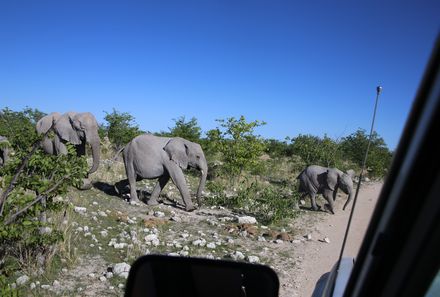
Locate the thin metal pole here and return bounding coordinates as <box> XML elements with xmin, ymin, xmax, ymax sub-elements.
<box><xmin>337</xmin><ymin>86</ymin><xmax>382</xmax><ymax>283</ymax></box>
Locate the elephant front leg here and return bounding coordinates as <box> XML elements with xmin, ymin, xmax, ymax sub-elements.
<box><xmin>148</xmin><ymin>173</ymin><xmax>170</xmax><ymax>206</ymax></box>
<box><xmin>167</xmin><ymin>167</ymin><xmax>195</xmax><ymax>212</ymax></box>
<box><xmin>323</xmin><ymin>190</ymin><xmax>335</xmax><ymax>214</ymax></box>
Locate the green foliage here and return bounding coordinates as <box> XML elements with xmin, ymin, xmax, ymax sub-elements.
<box><xmin>340</xmin><ymin>129</ymin><xmax>393</xmax><ymax>177</ymax></box>
<box><xmin>166</xmin><ymin>116</ymin><xmax>202</xmax><ymax>143</ymax></box>
<box><xmin>265</xmin><ymin>138</ymin><xmax>294</xmax><ymax>158</ymax></box>
<box><xmin>0</xmin><ymin>107</ymin><xmax>46</xmax><ymax>152</ymax></box>
<box><xmin>0</xmin><ymin>144</ymin><xmax>88</xmax><ymax>281</ymax></box>
<box><xmin>0</xmin><ymin>275</ymin><xmax>18</xmax><ymax>297</ymax></box>
<box><xmin>205</xmin><ymin>181</ymin><xmax>298</xmax><ymax>225</ymax></box>
<box><xmin>207</xmin><ymin>116</ymin><xmax>267</xmax><ymax>180</ymax></box>
<box><xmin>102</xmin><ymin>109</ymin><xmax>144</xmax><ymax>150</ymax></box>
<box><xmin>290</xmin><ymin>134</ymin><xmax>341</xmax><ymax>167</ymax></box>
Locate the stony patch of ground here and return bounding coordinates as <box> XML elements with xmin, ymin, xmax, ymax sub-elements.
<box><xmin>10</xmin><ymin>159</ymin><xmax>381</xmax><ymax>297</ymax></box>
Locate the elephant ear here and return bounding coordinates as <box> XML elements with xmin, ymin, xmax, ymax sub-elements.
<box><xmin>36</xmin><ymin>112</ymin><xmax>61</xmax><ymax>135</ymax></box>
<box><xmin>55</xmin><ymin>112</ymin><xmax>82</xmax><ymax>145</ymax></box>
<box><xmin>326</xmin><ymin>169</ymin><xmax>339</xmax><ymax>191</ymax></box>
<box><xmin>163</xmin><ymin>138</ymin><xmax>189</xmax><ymax>170</ymax></box>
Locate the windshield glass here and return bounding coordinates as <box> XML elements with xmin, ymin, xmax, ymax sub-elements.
<box><xmin>0</xmin><ymin>1</ymin><xmax>438</xmax><ymax>296</ymax></box>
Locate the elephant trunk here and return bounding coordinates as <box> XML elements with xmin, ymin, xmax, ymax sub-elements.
<box><xmin>343</xmin><ymin>190</ymin><xmax>354</xmax><ymax>210</ymax></box>
<box><xmin>88</xmin><ymin>138</ymin><xmax>101</xmax><ymax>174</ymax></box>
<box><xmin>196</xmin><ymin>165</ymin><xmax>208</xmax><ymax>206</ymax></box>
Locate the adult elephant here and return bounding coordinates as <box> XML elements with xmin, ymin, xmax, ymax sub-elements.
<box><xmin>115</xmin><ymin>134</ymin><xmax>208</xmax><ymax>212</ymax></box>
<box><xmin>297</xmin><ymin>165</ymin><xmax>354</xmax><ymax>214</ymax></box>
<box><xmin>36</xmin><ymin>112</ymin><xmax>101</xmax><ymax>186</ymax></box>
<box><xmin>0</xmin><ymin>136</ymin><xmax>10</xmax><ymax>167</ymax></box>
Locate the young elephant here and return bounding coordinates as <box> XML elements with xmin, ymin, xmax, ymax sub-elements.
<box><xmin>297</xmin><ymin>165</ymin><xmax>354</xmax><ymax>214</ymax></box>
<box><xmin>115</xmin><ymin>134</ymin><xmax>208</xmax><ymax>212</ymax></box>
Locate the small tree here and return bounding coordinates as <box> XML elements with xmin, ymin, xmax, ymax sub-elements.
<box><xmin>167</xmin><ymin>116</ymin><xmax>201</xmax><ymax>143</ymax></box>
<box><xmin>102</xmin><ymin>109</ymin><xmax>143</xmax><ymax>150</ymax></box>
<box><xmin>208</xmin><ymin>116</ymin><xmax>266</xmax><ymax>181</ymax></box>
<box><xmin>340</xmin><ymin>129</ymin><xmax>392</xmax><ymax>177</ymax></box>
<box><xmin>291</xmin><ymin>134</ymin><xmax>340</xmax><ymax>167</ymax></box>
<box><xmin>0</xmin><ymin>107</ymin><xmax>47</xmax><ymax>151</ymax></box>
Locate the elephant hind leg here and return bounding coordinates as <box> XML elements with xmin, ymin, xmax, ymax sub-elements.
<box><xmin>148</xmin><ymin>173</ymin><xmax>170</xmax><ymax>206</ymax></box>
<box><xmin>310</xmin><ymin>192</ymin><xmax>320</xmax><ymax>211</ymax></box>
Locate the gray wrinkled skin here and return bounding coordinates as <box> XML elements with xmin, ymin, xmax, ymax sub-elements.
<box><xmin>297</xmin><ymin>165</ymin><xmax>354</xmax><ymax>214</ymax></box>
<box><xmin>36</xmin><ymin>112</ymin><xmax>101</xmax><ymax>189</ymax></box>
<box><xmin>116</xmin><ymin>134</ymin><xmax>208</xmax><ymax>212</ymax></box>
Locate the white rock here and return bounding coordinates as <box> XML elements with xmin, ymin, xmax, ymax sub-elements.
<box><xmin>247</xmin><ymin>256</ymin><xmax>260</xmax><ymax>263</ymax></box>
<box><xmin>206</xmin><ymin>242</ymin><xmax>216</xmax><ymax>249</ymax></box>
<box><xmin>100</xmin><ymin>230</ymin><xmax>108</xmax><ymax>237</ymax></box>
<box><xmin>324</xmin><ymin>237</ymin><xmax>331</xmax><ymax>243</ymax></box>
<box><xmin>30</xmin><ymin>282</ymin><xmax>36</xmax><ymax>289</ymax></box>
<box><xmin>179</xmin><ymin>250</ymin><xmax>189</xmax><ymax>256</ymax></box>
<box><xmin>109</xmin><ymin>286</ymin><xmax>115</xmax><ymax>290</ymax></box>
<box><xmin>118</xmin><ymin>283</ymin><xmax>125</xmax><ymax>289</ymax></box>
<box><xmin>275</xmin><ymin>239</ymin><xmax>284</xmax><ymax>244</ymax></box>
<box><xmin>16</xmin><ymin>275</ymin><xmax>29</xmax><ymax>286</ymax></box>
<box><xmin>83</xmin><ymin>226</ymin><xmax>89</xmax><ymax>232</ymax></box>
<box><xmin>114</xmin><ymin>262</ymin><xmax>131</xmax><ymax>276</ymax></box>
<box><xmin>181</xmin><ymin>233</ymin><xmax>190</xmax><ymax>239</ymax></box>
<box><xmin>74</xmin><ymin>206</ymin><xmax>87</xmax><ymax>214</ymax></box>
<box><xmin>106</xmin><ymin>272</ymin><xmax>114</xmax><ymax>279</ymax></box>
<box><xmin>237</xmin><ymin>216</ymin><xmax>257</xmax><ymax>224</ymax></box>
<box><xmin>306</xmin><ymin>234</ymin><xmax>312</xmax><ymax>241</ymax></box>
<box><xmin>231</xmin><ymin>251</ymin><xmax>245</xmax><ymax>260</ymax></box>
<box><xmin>258</xmin><ymin>236</ymin><xmax>266</xmax><ymax>242</ymax></box>
<box><xmin>53</xmin><ymin>280</ymin><xmax>60</xmax><ymax>287</ymax></box>
<box><xmin>88</xmin><ymin>273</ymin><xmax>96</xmax><ymax>278</ymax></box>
<box><xmin>98</xmin><ymin>211</ymin><xmax>108</xmax><ymax>217</ymax></box>
<box><xmin>41</xmin><ymin>284</ymin><xmax>51</xmax><ymax>289</ymax></box>
<box><xmin>99</xmin><ymin>276</ymin><xmax>107</xmax><ymax>282</ymax></box>
<box><xmin>168</xmin><ymin>252</ymin><xmax>180</xmax><ymax>256</ymax></box>
<box><xmin>154</xmin><ymin>211</ymin><xmax>165</xmax><ymax>218</ymax></box>
<box><xmin>120</xmin><ymin>272</ymin><xmax>129</xmax><ymax>279</ymax></box>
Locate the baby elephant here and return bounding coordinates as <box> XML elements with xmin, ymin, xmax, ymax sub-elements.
<box><xmin>115</xmin><ymin>134</ymin><xmax>208</xmax><ymax>212</ymax></box>
<box><xmin>297</xmin><ymin>165</ymin><xmax>354</xmax><ymax>214</ymax></box>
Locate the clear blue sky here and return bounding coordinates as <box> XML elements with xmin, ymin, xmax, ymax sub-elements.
<box><xmin>1</xmin><ymin>1</ymin><xmax>438</xmax><ymax>149</ymax></box>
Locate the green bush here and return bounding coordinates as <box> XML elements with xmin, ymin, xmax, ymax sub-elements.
<box><xmin>164</xmin><ymin>116</ymin><xmax>202</xmax><ymax>143</ymax></box>
<box><xmin>290</xmin><ymin>134</ymin><xmax>341</xmax><ymax>167</ymax></box>
<box><xmin>340</xmin><ymin>129</ymin><xmax>393</xmax><ymax>177</ymax></box>
<box><xmin>0</xmin><ymin>144</ymin><xmax>88</xmax><ymax>282</ymax></box>
<box><xmin>206</xmin><ymin>116</ymin><xmax>266</xmax><ymax>182</ymax></box>
<box><xmin>0</xmin><ymin>107</ymin><xmax>46</xmax><ymax>152</ymax></box>
<box><xmin>205</xmin><ymin>180</ymin><xmax>298</xmax><ymax>225</ymax></box>
<box><xmin>102</xmin><ymin>109</ymin><xmax>144</xmax><ymax>150</ymax></box>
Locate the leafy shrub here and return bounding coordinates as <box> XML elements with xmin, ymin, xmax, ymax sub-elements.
<box><xmin>0</xmin><ymin>107</ymin><xmax>46</xmax><ymax>152</ymax></box>
<box><xmin>164</xmin><ymin>116</ymin><xmax>202</xmax><ymax>143</ymax></box>
<box><xmin>206</xmin><ymin>116</ymin><xmax>266</xmax><ymax>182</ymax></box>
<box><xmin>205</xmin><ymin>180</ymin><xmax>298</xmax><ymax>225</ymax></box>
<box><xmin>0</xmin><ymin>144</ymin><xmax>88</xmax><ymax>282</ymax></box>
<box><xmin>340</xmin><ymin>129</ymin><xmax>393</xmax><ymax>177</ymax></box>
<box><xmin>102</xmin><ymin>109</ymin><xmax>144</xmax><ymax>150</ymax></box>
<box><xmin>290</xmin><ymin>134</ymin><xmax>341</xmax><ymax>167</ymax></box>
<box><xmin>265</xmin><ymin>138</ymin><xmax>294</xmax><ymax>158</ymax></box>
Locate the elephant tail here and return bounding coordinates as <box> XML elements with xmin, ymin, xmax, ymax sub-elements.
<box><xmin>112</xmin><ymin>147</ymin><xmax>125</xmax><ymax>161</ymax></box>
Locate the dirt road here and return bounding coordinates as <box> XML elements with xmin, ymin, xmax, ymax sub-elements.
<box><xmin>290</xmin><ymin>182</ymin><xmax>382</xmax><ymax>297</ymax></box>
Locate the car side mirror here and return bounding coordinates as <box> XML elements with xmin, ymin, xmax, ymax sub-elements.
<box><xmin>125</xmin><ymin>255</ymin><xmax>279</xmax><ymax>297</ymax></box>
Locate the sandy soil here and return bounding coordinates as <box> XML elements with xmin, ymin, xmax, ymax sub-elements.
<box><xmin>290</xmin><ymin>182</ymin><xmax>382</xmax><ymax>297</ymax></box>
